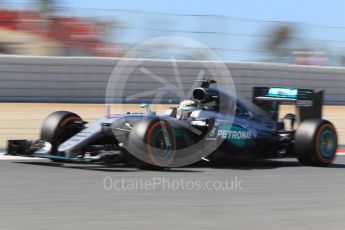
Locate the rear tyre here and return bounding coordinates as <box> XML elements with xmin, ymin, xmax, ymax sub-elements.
<box><xmin>40</xmin><ymin>111</ymin><xmax>84</xmax><ymax>157</ymax></box>
<box><xmin>295</xmin><ymin>119</ymin><xmax>337</xmax><ymax>166</ymax></box>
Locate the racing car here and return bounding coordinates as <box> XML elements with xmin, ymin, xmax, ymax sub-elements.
<box><xmin>7</xmin><ymin>79</ymin><xmax>338</xmax><ymax>168</ymax></box>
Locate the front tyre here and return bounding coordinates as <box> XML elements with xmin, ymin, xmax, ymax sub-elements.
<box><xmin>40</xmin><ymin>111</ymin><xmax>84</xmax><ymax>155</ymax></box>
<box><xmin>128</xmin><ymin>118</ymin><xmax>176</xmax><ymax>170</ymax></box>
<box><xmin>295</xmin><ymin>119</ymin><xmax>337</xmax><ymax>166</ymax></box>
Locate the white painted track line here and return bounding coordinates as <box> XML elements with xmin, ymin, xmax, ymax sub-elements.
<box><xmin>0</xmin><ymin>152</ymin><xmax>42</xmax><ymax>160</ymax></box>
<box><xmin>336</xmin><ymin>150</ymin><xmax>345</xmax><ymax>156</ymax></box>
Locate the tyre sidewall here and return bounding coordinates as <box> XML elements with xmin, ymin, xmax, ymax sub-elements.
<box><xmin>295</xmin><ymin>119</ymin><xmax>337</xmax><ymax>166</ymax></box>
<box><xmin>40</xmin><ymin>111</ymin><xmax>83</xmax><ymax>153</ymax></box>
<box><xmin>127</xmin><ymin>117</ymin><xmax>176</xmax><ymax>168</ymax></box>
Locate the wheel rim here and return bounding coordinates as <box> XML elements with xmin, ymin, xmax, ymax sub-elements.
<box><xmin>152</xmin><ymin>128</ymin><xmax>173</xmax><ymax>160</ymax></box>
<box><xmin>146</xmin><ymin>120</ymin><xmax>176</xmax><ymax>167</ymax></box>
<box><xmin>319</xmin><ymin>128</ymin><xmax>337</xmax><ymax>158</ymax></box>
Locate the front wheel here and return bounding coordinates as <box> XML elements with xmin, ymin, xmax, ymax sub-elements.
<box><xmin>295</xmin><ymin>119</ymin><xmax>337</xmax><ymax>166</ymax></box>
<box><xmin>127</xmin><ymin>117</ymin><xmax>176</xmax><ymax>170</ymax></box>
<box><xmin>40</xmin><ymin>111</ymin><xmax>85</xmax><ymax>156</ymax></box>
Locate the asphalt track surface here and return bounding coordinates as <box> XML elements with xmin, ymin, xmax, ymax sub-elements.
<box><xmin>1</xmin><ymin>157</ymin><xmax>345</xmax><ymax>230</ymax></box>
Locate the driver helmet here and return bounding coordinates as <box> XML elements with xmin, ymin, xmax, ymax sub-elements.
<box><xmin>177</xmin><ymin>100</ymin><xmax>198</xmax><ymax>119</ymax></box>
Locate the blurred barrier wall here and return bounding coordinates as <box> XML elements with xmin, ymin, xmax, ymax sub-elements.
<box><xmin>1</xmin><ymin>55</ymin><xmax>345</xmax><ymax>104</ymax></box>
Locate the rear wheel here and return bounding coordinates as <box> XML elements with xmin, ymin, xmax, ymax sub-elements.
<box><xmin>295</xmin><ymin>119</ymin><xmax>337</xmax><ymax>166</ymax></box>
<box><xmin>40</xmin><ymin>111</ymin><xmax>84</xmax><ymax>157</ymax></box>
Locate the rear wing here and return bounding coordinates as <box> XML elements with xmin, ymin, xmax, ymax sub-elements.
<box><xmin>253</xmin><ymin>87</ymin><xmax>323</xmax><ymax>121</ymax></box>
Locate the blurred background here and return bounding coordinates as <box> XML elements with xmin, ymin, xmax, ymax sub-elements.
<box><xmin>0</xmin><ymin>0</ymin><xmax>344</xmax><ymax>65</ymax></box>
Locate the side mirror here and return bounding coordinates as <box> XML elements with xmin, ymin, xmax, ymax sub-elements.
<box><xmin>191</xmin><ymin>118</ymin><xmax>215</xmax><ymax>127</ymax></box>
<box><xmin>140</xmin><ymin>103</ymin><xmax>149</xmax><ymax>109</ymax></box>
<box><xmin>140</xmin><ymin>103</ymin><xmax>151</xmax><ymax>114</ymax></box>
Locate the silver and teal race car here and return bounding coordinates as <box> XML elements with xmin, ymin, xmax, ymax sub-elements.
<box><xmin>7</xmin><ymin>80</ymin><xmax>338</xmax><ymax>169</ymax></box>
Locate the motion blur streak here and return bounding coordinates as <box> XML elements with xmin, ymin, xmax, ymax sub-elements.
<box><xmin>0</xmin><ymin>1</ymin><xmax>345</xmax><ymax>65</ymax></box>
